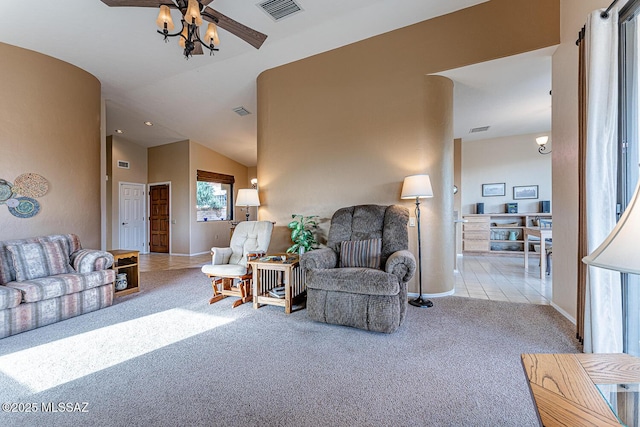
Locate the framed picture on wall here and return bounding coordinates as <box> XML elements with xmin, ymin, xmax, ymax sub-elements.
<box><xmin>513</xmin><ymin>185</ymin><xmax>539</xmax><ymax>199</ymax></box>
<box><xmin>482</xmin><ymin>183</ymin><xmax>506</xmax><ymax>197</ymax></box>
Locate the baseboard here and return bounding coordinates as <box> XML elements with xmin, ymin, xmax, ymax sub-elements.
<box><xmin>408</xmin><ymin>289</ymin><xmax>456</xmax><ymax>299</ymax></box>
<box><xmin>167</xmin><ymin>252</ymin><xmax>210</xmax><ymax>257</ymax></box>
<box><xmin>551</xmin><ymin>302</ymin><xmax>577</xmax><ymax>325</ymax></box>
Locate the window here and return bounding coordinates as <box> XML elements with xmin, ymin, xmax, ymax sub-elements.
<box><xmin>196</xmin><ymin>170</ymin><xmax>234</xmax><ymax>222</ymax></box>
<box><xmin>619</xmin><ymin>0</ymin><xmax>640</xmax><ymax>356</ymax></box>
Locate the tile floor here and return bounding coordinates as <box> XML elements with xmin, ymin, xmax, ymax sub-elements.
<box><xmin>138</xmin><ymin>252</ymin><xmax>552</xmax><ymax>305</ymax></box>
<box><xmin>454</xmin><ymin>254</ymin><xmax>552</xmax><ymax>305</ymax></box>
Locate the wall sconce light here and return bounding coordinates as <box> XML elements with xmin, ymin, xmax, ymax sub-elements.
<box><xmin>536</xmin><ymin>136</ymin><xmax>551</xmax><ymax>155</ymax></box>
<box><xmin>250</xmin><ymin>178</ymin><xmax>258</xmax><ymax>189</ymax></box>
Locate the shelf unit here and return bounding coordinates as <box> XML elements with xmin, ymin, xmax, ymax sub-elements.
<box><xmin>462</xmin><ymin>213</ymin><xmax>551</xmax><ymax>255</ymax></box>
<box><xmin>108</xmin><ymin>249</ymin><xmax>140</xmax><ymax>297</ymax></box>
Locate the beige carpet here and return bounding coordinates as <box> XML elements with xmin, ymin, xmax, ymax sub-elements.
<box><xmin>0</xmin><ymin>267</ymin><xmax>581</xmax><ymax>426</ymax></box>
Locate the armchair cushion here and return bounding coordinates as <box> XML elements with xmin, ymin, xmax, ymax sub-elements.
<box><xmin>211</xmin><ymin>247</ymin><xmax>233</xmax><ymax>265</ymax></box>
<box><xmin>306</xmin><ymin>268</ymin><xmax>399</xmax><ymax>296</ymax></box>
<box><xmin>300</xmin><ymin>248</ymin><xmax>337</xmax><ymax>270</ymax></box>
<box><xmin>339</xmin><ymin>238</ymin><xmax>381</xmax><ymax>269</ymax></box>
<box><xmin>201</xmin><ymin>264</ymin><xmax>247</xmax><ymax>278</ymax></box>
<box><xmin>7</xmin><ymin>241</ymin><xmax>74</xmax><ymax>281</ymax></box>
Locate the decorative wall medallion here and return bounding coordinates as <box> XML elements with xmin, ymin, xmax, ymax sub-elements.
<box><xmin>1</xmin><ymin>173</ymin><xmax>49</xmax><ymax>218</ymax></box>
<box><xmin>0</xmin><ymin>180</ymin><xmax>14</xmax><ymax>203</ymax></box>
<box><xmin>13</xmin><ymin>173</ymin><xmax>49</xmax><ymax>198</ymax></box>
<box><xmin>8</xmin><ymin>197</ymin><xmax>40</xmax><ymax>218</ymax></box>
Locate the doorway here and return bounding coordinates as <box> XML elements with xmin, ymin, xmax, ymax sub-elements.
<box><xmin>119</xmin><ymin>182</ymin><xmax>146</xmax><ymax>253</ymax></box>
<box><xmin>149</xmin><ymin>183</ymin><xmax>170</xmax><ymax>253</ymax></box>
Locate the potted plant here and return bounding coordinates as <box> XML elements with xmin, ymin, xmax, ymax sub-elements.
<box><xmin>286</xmin><ymin>214</ymin><xmax>318</xmax><ymax>254</ymax></box>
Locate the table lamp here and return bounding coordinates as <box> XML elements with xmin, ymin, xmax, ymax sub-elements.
<box><xmin>236</xmin><ymin>189</ymin><xmax>260</xmax><ymax>221</ymax></box>
<box><xmin>401</xmin><ymin>174</ymin><xmax>434</xmax><ymax>308</ymax></box>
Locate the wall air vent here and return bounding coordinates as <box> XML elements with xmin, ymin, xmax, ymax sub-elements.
<box><xmin>470</xmin><ymin>126</ymin><xmax>490</xmax><ymax>133</ymax></box>
<box><xmin>258</xmin><ymin>0</ymin><xmax>303</xmax><ymax>21</ymax></box>
<box><xmin>233</xmin><ymin>106</ymin><xmax>252</xmax><ymax>116</ymax></box>
<box><xmin>117</xmin><ymin>160</ymin><xmax>130</xmax><ymax>169</ymax></box>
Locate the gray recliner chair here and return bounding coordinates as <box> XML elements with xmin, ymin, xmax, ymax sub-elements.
<box><xmin>300</xmin><ymin>205</ymin><xmax>416</xmax><ymax>333</ymax></box>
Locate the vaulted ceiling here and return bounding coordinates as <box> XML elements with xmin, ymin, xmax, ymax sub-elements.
<box><xmin>0</xmin><ymin>0</ymin><xmax>550</xmax><ymax>166</ymax></box>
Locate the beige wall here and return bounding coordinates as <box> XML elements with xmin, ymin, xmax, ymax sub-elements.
<box><xmin>462</xmin><ymin>132</ymin><xmax>552</xmax><ymax>215</ymax></box>
<box><xmin>189</xmin><ymin>140</ymin><xmax>249</xmax><ymax>254</ymax></box>
<box><xmin>552</xmin><ymin>0</ymin><xmax>609</xmax><ymax>321</ymax></box>
<box><xmin>107</xmin><ymin>135</ymin><xmax>148</xmax><ymax>250</ymax></box>
<box><xmin>257</xmin><ymin>0</ymin><xmax>560</xmax><ymax>295</ymax></box>
<box><xmin>147</xmin><ymin>139</ymin><xmax>249</xmax><ymax>255</ymax></box>
<box><xmin>0</xmin><ymin>42</ymin><xmax>102</xmax><ymax>248</ymax></box>
<box><xmin>148</xmin><ymin>140</ymin><xmax>191</xmax><ymax>255</ymax></box>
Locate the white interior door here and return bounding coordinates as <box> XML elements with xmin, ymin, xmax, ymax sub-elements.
<box><xmin>119</xmin><ymin>183</ymin><xmax>146</xmax><ymax>252</ymax></box>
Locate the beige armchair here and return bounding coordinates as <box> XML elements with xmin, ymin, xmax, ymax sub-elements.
<box><xmin>201</xmin><ymin>221</ymin><xmax>273</xmax><ymax>307</ymax></box>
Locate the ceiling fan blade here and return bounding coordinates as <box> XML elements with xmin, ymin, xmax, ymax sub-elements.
<box><xmin>203</xmin><ymin>6</ymin><xmax>267</xmax><ymax>49</ymax></box>
<box><xmin>100</xmin><ymin>0</ymin><xmax>169</xmax><ymax>7</ymax></box>
<box><xmin>199</xmin><ymin>0</ymin><xmax>215</xmax><ymax>5</ymax></box>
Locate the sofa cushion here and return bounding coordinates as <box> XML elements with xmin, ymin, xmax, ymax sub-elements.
<box><xmin>6</xmin><ymin>269</ymin><xmax>116</xmax><ymax>303</ymax></box>
<box><xmin>339</xmin><ymin>238</ymin><xmax>382</xmax><ymax>269</ymax></box>
<box><xmin>0</xmin><ymin>285</ymin><xmax>22</xmax><ymax>310</ymax></box>
<box><xmin>6</xmin><ymin>241</ymin><xmax>74</xmax><ymax>282</ymax></box>
<box><xmin>306</xmin><ymin>268</ymin><xmax>399</xmax><ymax>296</ymax></box>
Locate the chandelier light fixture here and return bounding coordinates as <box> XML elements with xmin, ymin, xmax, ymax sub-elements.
<box><xmin>156</xmin><ymin>0</ymin><xmax>220</xmax><ymax>59</ymax></box>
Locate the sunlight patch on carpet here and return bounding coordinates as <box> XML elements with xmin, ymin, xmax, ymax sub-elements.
<box><xmin>0</xmin><ymin>309</ymin><xmax>233</xmax><ymax>393</ymax></box>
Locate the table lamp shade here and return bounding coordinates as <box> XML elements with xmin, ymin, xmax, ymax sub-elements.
<box><xmin>583</xmin><ymin>181</ymin><xmax>640</xmax><ymax>275</ymax></box>
<box><xmin>236</xmin><ymin>189</ymin><xmax>260</xmax><ymax>207</ymax></box>
<box><xmin>401</xmin><ymin>174</ymin><xmax>434</xmax><ymax>199</ymax></box>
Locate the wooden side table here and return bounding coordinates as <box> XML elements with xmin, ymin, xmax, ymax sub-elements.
<box><xmin>521</xmin><ymin>353</ymin><xmax>640</xmax><ymax>426</ymax></box>
<box><xmin>248</xmin><ymin>254</ymin><xmax>306</xmax><ymax>314</ymax></box>
<box><xmin>108</xmin><ymin>249</ymin><xmax>140</xmax><ymax>297</ymax></box>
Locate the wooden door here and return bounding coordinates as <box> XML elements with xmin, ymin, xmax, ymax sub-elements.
<box><xmin>150</xmin><ymin>184</ymin><xmax>170</xmax><ymax>253</ymax></box>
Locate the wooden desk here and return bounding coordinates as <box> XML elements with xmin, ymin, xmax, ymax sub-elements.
<box><xmin>248</xmin><ymin>255</ymin><xmax>306</xmax><ymax>314</ymax></box>
<box><xmin>524</xmin><ymin>227</ymin><xmax>552</xmax><ymax>279</ymax></box>
<box><xmin>521</xmin><ymin>353</ymin><xmax>640</xmax><ymax>426</ymax></box>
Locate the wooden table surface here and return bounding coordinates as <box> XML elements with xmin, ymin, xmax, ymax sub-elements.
<box><xmin>521</xmin><ymin>353</ymin><xmax>640</xmax><ymax>426</ymax></box>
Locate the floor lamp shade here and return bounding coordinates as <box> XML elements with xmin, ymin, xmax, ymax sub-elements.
<box><xmin>583</xmin><ymin>181</ymin><xmax>640</xmax><ymax>275</ymax></box>
<box><xmin>401</xmin><ymin>174</ymin><xmax>434</xmax><ymax>199</ymax></box>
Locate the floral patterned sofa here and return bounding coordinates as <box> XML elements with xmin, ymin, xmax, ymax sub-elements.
<box><xmin>0</xmin><ymin>234</ymin><xmax>115</xmax><ymax>339</ymax></box>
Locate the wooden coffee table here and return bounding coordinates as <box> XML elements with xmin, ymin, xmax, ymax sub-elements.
<box><xmin>248</xmin><ymin>254</ymin><xmax>306</xmax><ymax>314</ymax></box>
<box><xmin>521</xmin><ymin>353</ymin><xmax>640</xmax><ymax>426</ymax></box>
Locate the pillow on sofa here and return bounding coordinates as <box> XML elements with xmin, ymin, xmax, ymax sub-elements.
<box><xmin>7</xmin><ymin>240</ymin><xmax>74</xmax><ymax>281</ymax></box>
<box><xmin>340</xmin><ymin>238</ymin><xmax>382</xmax><ymax>269</ymax></box>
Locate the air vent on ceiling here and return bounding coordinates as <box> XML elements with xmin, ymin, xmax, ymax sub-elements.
<box><xmin>470</xmin><ymin>126</ymin><xmax>490</xmax><ymax>133</ymax></box>
<box><xmin>258</xmin><ymin>0</ymin><xmax>303</xmax><ymax>21</ymax></box>
<box><xmin>233</xmin><ymin>106</ymin><xmax>252</xmax><ymax>116</ymax></box>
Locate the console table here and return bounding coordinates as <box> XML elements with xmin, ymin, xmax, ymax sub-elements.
<box><xmin>521</xmin><ymin>353</ymin><xmax>640</xmax><ymax>426</ymax></box>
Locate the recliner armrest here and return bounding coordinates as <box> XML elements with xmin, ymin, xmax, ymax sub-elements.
<box><xmin>385</xmin><ymin>250</ymin><xmax>416</xmax><ymax>283</ymax></box>
<box><xmin>211</xmin><ymin>247</ymin><xmax>233</xmax><ymax>265</ymax></box>
<box><xmin>300</xmin><ymin>248</ymin><xmax>337</xmax><ymax>270</ymax></box>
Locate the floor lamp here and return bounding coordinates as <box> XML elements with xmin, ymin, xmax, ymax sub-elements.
<box><xmin>401</xmin><ymin>174</ymin><xmax>434</xmax><ymax>308</ymax></box>
<box><xmin>236</xmin><ymin>189</ymin><xmax>260</xmax><ymax>221</ymax></box>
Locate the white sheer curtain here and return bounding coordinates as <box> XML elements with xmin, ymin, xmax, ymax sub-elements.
<box><xmin>583</xmin><ymin>7</ymin><xmax>623</xmax><ymax>353</ymax></box>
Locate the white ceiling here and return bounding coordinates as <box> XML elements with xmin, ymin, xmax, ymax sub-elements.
<box><xmin>0</xmin><ymin>0</ymin><xmax>551</xmax><ymax>166</ymax></box>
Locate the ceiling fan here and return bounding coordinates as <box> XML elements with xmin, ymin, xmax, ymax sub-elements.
<box><xmin>100</xmin><ymin>0</ymin><xmax>268</xmax><ymax>57</ymax></box>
